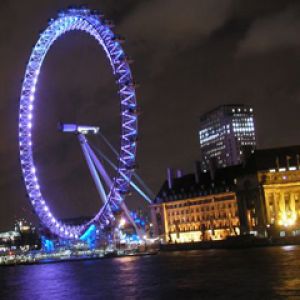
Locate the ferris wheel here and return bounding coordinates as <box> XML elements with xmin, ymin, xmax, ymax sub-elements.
<box><xmin>19</xmin><ymin>7</ymin><xmax>153</xmax><ymax>240</ymax></box>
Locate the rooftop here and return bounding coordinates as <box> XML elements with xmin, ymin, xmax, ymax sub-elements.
<box><xmin>155</xmin><ymin>145</ymin><xmax>300</xmax><ymax>204</ymax></box>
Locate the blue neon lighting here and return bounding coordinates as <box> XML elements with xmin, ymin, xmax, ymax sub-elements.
<box><xmin>19</xmin><ymin>8</ymin><xmax>138</xmax><ymax>240</ymax></box>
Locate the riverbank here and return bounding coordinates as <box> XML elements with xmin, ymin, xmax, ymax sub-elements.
<box><xmin>0</xmin><ymin>249</ymin><xmax>158</xmax><ymax>267</ymax></box>
<box><xmin>160</xmin><ymin>235</ymin><xmax>300</xmax><ymax>251</ymax></box>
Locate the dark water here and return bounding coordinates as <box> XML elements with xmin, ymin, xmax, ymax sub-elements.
<box><xmin>1</xmin><ymin>246</ymin><xmax>300</xmax><ymax>299</ymax></box>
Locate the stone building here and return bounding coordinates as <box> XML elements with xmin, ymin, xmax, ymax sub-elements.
<box><xmin>151</xmin><ymin>169</ymin><xmax>241</xmax><ymax>243</ymax></box>
<box><xmin>236</xmin><ymin>145</ymin><xmax>300</xmax><ymax>237</ymax></box>
<box><xmin>151</xmin><ymin>191</ymin><xmax>240</xmax><ymax>243</ymax></box>
<box><xmin>259</xmin><ymin>169</ymin><xmax>300</xmax><ymax>237</ymax></box>
<box><xmin>152</xmin><ymin>145</ymin><xmax>300</xmax><ymax>243</ymax></box>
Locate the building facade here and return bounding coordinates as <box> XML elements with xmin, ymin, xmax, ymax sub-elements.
<box><xmin>199</xmin><ymin>104</ymin><xmax>256</xmax><ymax>172</ymax></box>
<box><xmin>154</xmin><ymin>146</ymin><xmax>300</xmax><ymax>243</ymax></box>
<box><xmin>151</xmin><ymin>191</ymin><xmax>240</xmax><ymax>243</ymax></box>
<box><xmin>260</xmin><ymin>168</ymin><xmax>300</xmax><ymax>237</ymax></box>
<box><xmin>235</xmin><ymin>146</ymin><xmax>300</xmax><ymax>237</ymax></box>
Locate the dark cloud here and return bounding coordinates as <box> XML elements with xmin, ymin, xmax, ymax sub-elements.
<box><xmin>121</xmin><ymin>0</ymin><xmax>233</xmax><ymax>44</ymax></box>
<box><xmin>119</xmin><ymin>0</ymin><xmax>233</xmax><ymax>74</ymax></box>
<box><xmin>237</xmin><ymin>4</ymin><xmax>300</xmax><ymax>55</ymax></box>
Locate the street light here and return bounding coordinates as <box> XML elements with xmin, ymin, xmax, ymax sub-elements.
<box><xmin>119</xmin><ymin>218</ymin><xmax>126</xmax><ymax>228</ymax></box>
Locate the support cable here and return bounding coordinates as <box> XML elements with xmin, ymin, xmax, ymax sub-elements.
<box><xmin>94</xmin><ymin>135</ymin><xmax>155</xmax><ymax>199</ymax></box>
<box><xmin>89</xmin><ymin>143</ymin><xmax>152</xmax><ymax>204</ymax></box>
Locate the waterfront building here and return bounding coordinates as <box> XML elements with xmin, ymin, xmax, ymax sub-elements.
<box><xmin>0</xmin><ymin>231</ymin><xmax>20</xmax><ymax>243</ymax></box>
<box><xmin>259</xmin><ymin>168</ymin><xmax>300</xmax><ymax>237</ymax></box>
<box><xmin>151</xmin><ymin>171</ymin><xmax>240</xmax><ymax>243</ymax></box>
<box><xmin>14</xmin><ymin>219</ymin><xmax>32</xmax><ymax>233</ymax></box>
<box><xmin>153</xmin><ymin>146</ymin><xmax>300</xmax><ymax>242</ymax></box>
<box><xmin>151</xmin><ymin>192</ymin><xmax>240</xmax><ymax>243</ymax></box>
<box><xmin>235</xmin><ymin>145</ymin><xmax>300</xmax><ymax>237</ymax></box>
<box><xmin>0</xmin><ymin>219</ymin><xmax>40</xmax><ymax>252</ymax></box>
<box><xmin>199</xmin><ymin>104</ymin><xmax>256</xmax><ymax>172</ymax></box>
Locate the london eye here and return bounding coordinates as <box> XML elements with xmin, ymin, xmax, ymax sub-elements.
<box><xmin>19</xmin><ymin>8</ymin><xmax>152</xmax><ymax>240</ymax></box>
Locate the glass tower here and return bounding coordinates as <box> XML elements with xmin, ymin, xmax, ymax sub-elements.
<box><xmin>199</xmin><ymin>104</ymin><xmax>256</xmax><ymax>172</ymax></box>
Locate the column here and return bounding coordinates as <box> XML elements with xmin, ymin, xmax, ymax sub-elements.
<box><xmin>162</xmin><ymin>203</ymin><xmax>169</xmax><ymax>242</ymax></box>
<box><xmin>264</xmin><ymin>192</ymin><xmax>271</xmax><ymax>224</ymax></box>
<box><xmin>273</xmin><ymin>192</ymin><xmax>280</xmax><ymax>223</ymax></box>
<box><xmin>279</xmin><ymin>191</ymin><xmax>285</xmax><ymax>215</ymax></box>
<box><xmin>290</xmin><ymin>192</ymin><xmax>296</xmax><ymax>213</ymax></box>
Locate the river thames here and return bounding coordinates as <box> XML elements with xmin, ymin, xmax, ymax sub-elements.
<box><xmin>1</xmin><ymin>246</ymin><xmax>300</xmax><ymax>299</ymax></box>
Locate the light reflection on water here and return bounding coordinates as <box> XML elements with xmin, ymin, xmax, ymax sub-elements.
<box><xmin>0</xmin><ymin>246</ymin><xmax>300</xmax><ymax>299</ymax></box>
<box><xmin>282</xmin><ymin>245</ymin><xmax>297</xmax><ymax>251</ymax></box>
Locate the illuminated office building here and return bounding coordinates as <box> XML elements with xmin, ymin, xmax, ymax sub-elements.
<box><xmin>199</xmin><ymin>104</ymin><xmax>256</xmax><ymax>172</ymax></box>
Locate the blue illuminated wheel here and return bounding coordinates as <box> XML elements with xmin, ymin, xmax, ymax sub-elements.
<box><xmin>19</xmin><ymin>8</ymin><xmax>138</xmax><ymax>239</ymax></box>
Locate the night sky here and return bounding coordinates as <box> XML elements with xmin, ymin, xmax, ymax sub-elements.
<box><xmin>1</xmin><ymin>0</ymin><xmax>300</xmax><ymax>230</ymax></box>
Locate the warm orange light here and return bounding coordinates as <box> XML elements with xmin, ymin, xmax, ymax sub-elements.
<box><xmin>278</xmin><ymin>211</ymin><xmax>297</xmax><ymax>227</ymax></box>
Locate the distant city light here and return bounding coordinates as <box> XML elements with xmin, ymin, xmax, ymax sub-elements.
<box><xmin>119</xmin><ymin>218</ymin><xmax>126</xmax><ymax>228</ymax></box>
